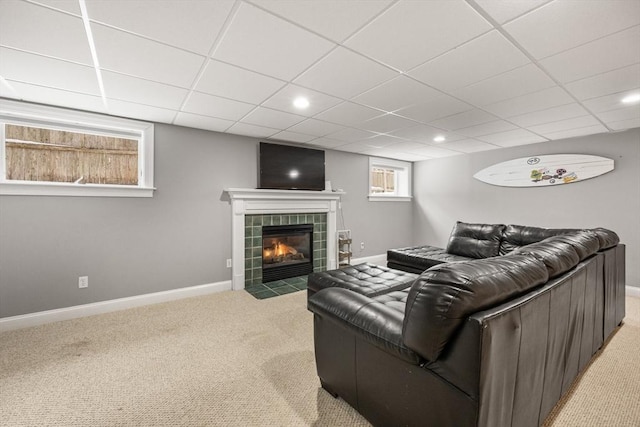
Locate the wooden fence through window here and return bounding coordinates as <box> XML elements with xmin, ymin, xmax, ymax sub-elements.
<box><xmin>5</xmin><ymin>124</ymin><xmax>138</xmax><ymax>185</ymax></box>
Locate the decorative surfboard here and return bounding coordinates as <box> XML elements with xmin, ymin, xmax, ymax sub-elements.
<box><xmin>474</xmin><ymin>154</ymin><xmax>614</xmax><ymax>187</ymax></box>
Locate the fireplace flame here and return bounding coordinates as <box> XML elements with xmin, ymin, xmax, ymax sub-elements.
<box><xmin>264</xmin><ymin>242</ymin><xmax>298</xmax><ymax>258</ymax></box>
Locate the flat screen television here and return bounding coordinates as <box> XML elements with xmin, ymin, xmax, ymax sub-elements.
<box><xmin>258</xmin><ymin>142</ymin><xmax>325</xmax><ymax>191</ymax></box>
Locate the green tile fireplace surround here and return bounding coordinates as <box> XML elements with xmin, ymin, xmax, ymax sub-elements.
<box><xmin>244</xmin><ymin>213</ymin><xmax>327</xmax><ymax>287</ymax></box>
<box><xmin>225</xmin><ymin>188</ymin><xmax>343</xmax><ymax>292</ymax></box>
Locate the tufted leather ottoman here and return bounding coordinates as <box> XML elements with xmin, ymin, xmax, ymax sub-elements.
<box><xmin>307</xmin><ymin>263</ymin><xmax>418</xmax><ymax>298</ymax></box>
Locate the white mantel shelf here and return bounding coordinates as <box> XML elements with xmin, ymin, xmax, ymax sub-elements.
<box><xmin>224</xmin><ymin>188</ymin><xmax>344</xmax><ymax>290</ymax></box>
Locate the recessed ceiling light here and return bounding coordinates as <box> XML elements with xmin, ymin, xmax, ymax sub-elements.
<box><xmin>621</xmin><ymin>93</ymin><xmax>640</xmax><ymax>104</ymax></box>
<box><xmin>433</xmin><ymin>135</ymin><xmax>446</xmax><ymax>143</ymax></box>
<box><xmin>293</xmin><ymin>97</ymin><xmax>310</xmax><ymax>109</ymax></box>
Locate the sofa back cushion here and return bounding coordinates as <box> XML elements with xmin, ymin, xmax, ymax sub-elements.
<box><xmin>445</xmin><ymin>221</ymin><xmax>506</xmax><ymax>259</ymax></box>
<box><xmin>548</xmin><ymin>230</ymin><xmax>600</xmax><ymax>261</ymax></box>
<box><xmin>592</xmin><ymin>227</ymin><xmax>620</xmax><ymax>250</ymax></box>
<box><xmin>513</xmin><ymin>237</ymin><xmax>580</xmax><ymax>278</ymax></box>
<box><xmin>500</xmin><ymin>224</ymin><xmax>578</xmax><ymax>255</ymax></box>
<box><xmin>402</xmin><ymin>255</ymin><xmax>549</xmax><ymax>362</ymax></box>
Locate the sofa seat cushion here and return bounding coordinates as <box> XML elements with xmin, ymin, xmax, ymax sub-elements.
<box><xmin>307</xmin><ymin>263</ymin><xmax>418</xmax><ymax>298</ymax></box>
<box><xmin>513</xmin><ymin>238</ymin><xmax>580</xmax><ymax>278</ymax></box>
<box><xmin>402</xmin><ymin>255</ymin><xmax>549</xmax><ymax>362</ymax></box>
<box><xmin>446</xmin><ymin>221</ymin><xmax>506</xmax><ymax>259</ymax></box>
<box><xmin>387</xmin><ymin>245</ymin><xmax>472</xmax><ymax>272</ymax></box>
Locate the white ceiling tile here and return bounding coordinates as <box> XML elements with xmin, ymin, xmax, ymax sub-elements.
<box><xmin>226</xmin><ymin>122</ymin><xmax>279</xmax><ymax>139</ymax></box>
<box><xmin>86</xmin><ymin>0</ymin><xmax>234</xmax><ymax>54</ymax></box>
<box><xmin>269</xmin><ymin>131</ymin><xmax>317</xmax><ymax>144</ymax></box>
<box><xmin>607</xmin><ymin>117</ymin><xmax>640</xmax><ymax>130</ymax></box>
<box><xmin>0</xmin><ymin>79</ymin><xmax>106</xmax><ymax>113</ymax></box>
<box><xmin>352</xmin><ymin>76</ymin><xmax>441</xmax><ymax>112</ymax></box>
<box><xmin>477</xmin><ymin>128</ymin><xmax>547</xmax><ymax>146</ymax></box>
<box><xmin>213</xmin><ymin>2</ymin><xmax>334</xmax><ymax>80</ymax></box>
<box><xmin>0</xmin><ymin>48</ymin><xmax>99</xmax><ymax>95</ymax></box>
<box><xmin>30</xmin><ymin>0</ymin><xmax>81</xmax><ymax>15</ymax></box>
<box><xmin>92</xmin><ymin>24</ymin><xmax>205</xmax><ymax>88</ymax></box>
<box><xmin>382</xmin><ymin>141</ymin><xmax>429</xmax><ymax>152</ymax></box>
<box><xmin>564</xmin><ymin>64</ymin><xmax>640</xmax><ymax>101</ymax></box>
<box><xmin>345</xmin><ymin>0</ymin><xmax>491</xmax><ymax>71</ymax></box>
<box><xmin>389</xmin><ymin>125</ymin><xmax>463</xmax><ymax>143</ymax></box>
<box><xmin>429</xmin><ymin>109</ymin><xmax>497</xmax><ymax>131</ymax></box>
<box><xmin>483</xmin><ymin>86</ymin><xmax>574</xmax><ymax>117</ymax></box>
<box><xmin>539</xmin><ymin>124</ymin><xmax>608</xmax><ymax>140</ymax></box>
<box><xmin>286</xmin><ymin>119</ymin><xmax>345</xmax><ymax>137</ymax></box>
<box><xmin>583</xmin><ymin>91</ymin><xmax>640</xmax><ymax>113</ymax></box>
<box><xmin>294</xmin><ymin>47</ymin><xmax>397</xmax><ymax>99</ymax></box>
<box><xmin>505</xmin><ymin>0</ymin><xmax>640</xmax><ymax>59</ymax></box>
<box><xmin>102</xmin><ymin>71</ymin><xmax>188</xmax><ymax>110</ymax></box>
<box><xmin>307</xmin><ymin>137</ymin><xmax>346</xmax><ymax>149</ymax></box>
<box><xmin>395</xmin><ymin>95</ymin><xmax>473</xmax><ymax>123</ymax></box>
<box><xmin>409</xmin><ymin>31</ymin><xmax>530</xmax><ymax>91</ymax></box>
<box><xmin>195</xmin><ymin>60</ymin><xmax>285</xmax><ymax>105</ymax></box>
<box><xmin>452</xmin><ymin>64</ymin><xmax>557</xmax><ymax>106</ymax></box>
<box><xmin>314</xmin><ymin>102</ymin><xmax>382</xmax><ymax>126</ymax></box>
<box><xmin>438</xmin><ymin>139</ymin><xmax>499</xmax><ymax>153</ymax></box>
<box><xmin>359</xmin><ymin>113</ymin><xmax>418</xmax><ymax>134</ymax></box>
<box><xmin>364</xmin><ymin>135</ymin><xmax>408</xmax><ymax>148</ymax></box>
<box><xmin>0</xmin><ymin>1</ymin><xmax>92</xmax><ymax>64</ymax></box>
<box><xmin>596</xmin><ymin>105</ymin><xmax>640</xmax><ymax>123</ymax></box>
<box><xmin>106</xmin><ymin>99</ymin><xmax>177</xmax><ymax>123</ymax></box>
<box><xmin>378</xmin><ymin>151</ymin><xmax>432</xmax><ymax>162</ymax></box>
<box><xmin>261</xmin><ymin>84</ymin><xmax>342</xmax><ymax>116</ymax></box>
<box><xmin>173</xmin><ymin>112</ymin><xmax>234</xmax><ymax>133</ymax></box>
<box><xmin>332</xmin><ymin>141</ymin><xmax>372</xmax><ymax>153</ymax></box>
<box><xmin>540</xmin><ymin>25</ymin><xmax>640</xmax><ymax>83</ymax></box>
<box><xmin>402</xmin><ymin>145</ymin><xmax>463</xmax><ymax>158</ymax></box>
<box><xmin>241</xmin><ymin>107</ymin><xmax>306</xmax><ymax>129</ymax></box>
<box><xmin>250</xmin><ymin>0</ymin><xmax>393</xmax><ymax>43</ymax></box>
<box><xmin>474</xmin><ymin>0</ymin><xmax>550</xmax><ymax>24</ymax></box>
<box><xmin>326</xmin><ymin>128</ymin><xmax>377</xmax><ymax>142</ymax></box>
<box><xmin>182</xmin><ymin>92</ymin><xmax>255</xmax><ymax>121</ymax></box>
<box><xmin>455</xmin><ymin>120</ymin><xmax>517</xmax><ymax>138</ymax></box>
<box><xmin>528</xmin><ymin>115</ymin><xmax>602</xmax><ymax>135</ymax></box>
<box><xmin>4</xmin><ymin>0</ymin><xmax>637</xmax><ymax>163</ymax></box>
<box><xmin>509</xmin><ymin>103</ymin><xmax>590</xmax><ymax>127</ymax></box>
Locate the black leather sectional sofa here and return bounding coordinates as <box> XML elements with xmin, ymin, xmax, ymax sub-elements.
<box><xmin>307</xmin><ymin>222</ymin><xmax>625</xmax><ymax>427</ymax></box>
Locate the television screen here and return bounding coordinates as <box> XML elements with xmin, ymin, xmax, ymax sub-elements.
<box><xmin>258</xmin><ymin>142</ymin><xmax>325</xmax><ymax>191</ymax></box>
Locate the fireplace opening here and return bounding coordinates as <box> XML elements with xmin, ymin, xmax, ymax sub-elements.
<box><xmin>262</xmin><ymin>223</ymin><xmax>313</xmax><ymax>282</ymax></box>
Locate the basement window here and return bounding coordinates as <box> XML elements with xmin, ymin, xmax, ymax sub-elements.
<box><xmin>368</xmin><ymin>157</ymin><xmax>412</xmax><ymax>202</ymax></box>
<box><xmin>0</xmin><ymin>99</ymin><xmax>154</xmax><ymax>197</ymax></box>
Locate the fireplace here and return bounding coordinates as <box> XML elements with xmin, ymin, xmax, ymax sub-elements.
<box><xmin>262</xmin><ymin>223</ymin><xmax>313</xmax><ymax>282</ymax></box>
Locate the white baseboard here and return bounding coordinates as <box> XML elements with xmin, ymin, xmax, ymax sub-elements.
<box><xmin>350</xmin><ymin>253</ymin><xmax>387</xmax><ymax>266</ymax></box>
<box><xmin>627</xmin><ymin>286</ymin><xmax>640</xmax><ymax>298</ymax></box>
<box><xmin>0</xmin><ymin>280</ymin><xmax>232</xmax><ymax>333</ymax></box>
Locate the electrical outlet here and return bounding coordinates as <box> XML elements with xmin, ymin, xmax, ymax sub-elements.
<box><xmin>360</xmin><ymin>242</ymin><xmax>365</xmax><ymax>250</ymax></box>
<box><xmin>226</xmin><ymin>258</ymin><xmax>232</xmax><ymax>268</ymax></box>
<box><xmin>78</xmin><ymin>276</ymin><xmax>88</xmax><ymax>289</ymax></box>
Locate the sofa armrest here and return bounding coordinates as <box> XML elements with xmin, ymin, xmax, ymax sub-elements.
<box><xmin>308</xmin><ymin>288</ymin><xmax>421</xmax><ymax>364</ymax></box>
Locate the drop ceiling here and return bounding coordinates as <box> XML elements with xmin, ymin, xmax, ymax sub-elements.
<box><xmin>1</xmin><ymin>0</ymin><xmax>639</xmax><ymax>162</ymax></box>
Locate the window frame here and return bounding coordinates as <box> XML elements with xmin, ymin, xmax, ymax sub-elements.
<box><xmin>0</xmin><ymin>99</ymin><xmax>155</xmax><ymax>197</ymax></box>
<box><xmin>368</xmin><ymin>157</ymin><xmax>412</xmax><ymax>202</ymax></box>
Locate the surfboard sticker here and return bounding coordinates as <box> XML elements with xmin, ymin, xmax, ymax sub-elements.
<box><xmin>473</xmin><ymin>154</ymin><xmax>614</xmax><ymax>187</ymax></box>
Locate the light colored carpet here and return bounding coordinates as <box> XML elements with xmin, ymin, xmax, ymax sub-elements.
<box><xmin>1</xmin><ymin>291</ymin><xmax>639</xmax><ymax>426</ymax></box>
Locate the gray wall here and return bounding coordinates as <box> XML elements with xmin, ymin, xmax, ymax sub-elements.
<box><xmin>0</xmin><ymin>123</ymin><xmax>413</xmax><ymax>318</ymax></box>
<box><xmin>413</xmin><ymin>128</ymin><xmax>640</xmax><ymax>288</ymax></box>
